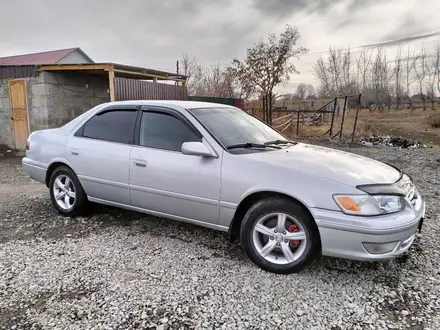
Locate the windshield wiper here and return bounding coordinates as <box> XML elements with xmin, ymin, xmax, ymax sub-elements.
<box><xmin>264</xmin><ymin>140</ymin><xmax>297</xmax><ymax>146</ymax></box>
<box><xmin>226</xmin><ymin>142</ymin><xmax>281</xmax><ymax>150</ymax></box>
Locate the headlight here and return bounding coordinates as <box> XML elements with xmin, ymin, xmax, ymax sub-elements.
<box><xmin>333</xmin><ymin>194</ymin><xmax>406</xmax><ymax>216</ymax></box>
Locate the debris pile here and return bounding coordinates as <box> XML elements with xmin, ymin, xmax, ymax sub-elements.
<box><xmin>359</xmin><ymin>136</ymin><xmax>426</xmax><ymax>149</ymax></box>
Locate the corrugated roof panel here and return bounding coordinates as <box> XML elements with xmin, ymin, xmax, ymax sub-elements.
<box><xmin>0</xmin><ymin>65</ymin><xmax>38</xmax><ymax>79</ymax></box>
<box><xmin>0</xmin><ymin>48</ymin><xmax>78</xmax><ymax>65</ymax></box>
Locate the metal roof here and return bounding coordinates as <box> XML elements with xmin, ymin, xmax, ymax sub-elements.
<box><xmin>38</xmin><ymin>63</ymin><xmax>187</xmax><ymax>81</ymax></box>
<box><xmin>0</xmin><ymin>47</ymin><xmax>92</xmax><ymax>65</ymax></box>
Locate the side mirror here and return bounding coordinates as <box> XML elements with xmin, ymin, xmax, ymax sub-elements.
<box><xmin>181</xmin><ymin>142</ymin><xmax>214</xmax><ymax>157</ymax></box>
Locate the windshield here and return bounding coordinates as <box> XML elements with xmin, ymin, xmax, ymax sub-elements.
<box><xmin>189</xmin><ymin>107</ymin><xmax>288</xmax><ymax>149</ymax></box>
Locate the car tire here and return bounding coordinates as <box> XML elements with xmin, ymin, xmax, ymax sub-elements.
<box><xmin>49</xmin><ymin>166</ymin><xmax>88</xmax><ymax>217</ymax></box>
<box><xmin>240</xmin><ymin>197</ymin><xmax>320</xmax><ymax>274</ymax></box>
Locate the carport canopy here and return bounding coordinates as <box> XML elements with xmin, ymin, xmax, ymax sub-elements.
<box><xmin>38</xmin><ymin>63</ymin><xmax>187</xmax><ymax>101</ymax></box>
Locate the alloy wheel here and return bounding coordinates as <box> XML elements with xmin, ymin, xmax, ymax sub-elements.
<box><xmin>252</xmin><ymin>212</ymin><xmax>307</xmax><ymax>265</ymax></box>
<box><xmin>52</xmin><ymin>174</ymin><xmax>76</xmax><ymax>211</ymax></box>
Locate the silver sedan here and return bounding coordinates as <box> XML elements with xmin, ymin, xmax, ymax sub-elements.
<box><xmin>22</xmin><ymin>101</ymin><xmax>426</xmax><ymax>274</ymax></box>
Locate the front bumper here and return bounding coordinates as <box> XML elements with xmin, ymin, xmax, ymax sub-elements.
<box><xmin>312</xmin><ymin>201</ymin><xmax>425</xmax><ymax>261</ymax></box>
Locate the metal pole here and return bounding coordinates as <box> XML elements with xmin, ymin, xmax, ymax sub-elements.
<box><xmin>351</xmin><ymin>94</ymin><xmax>362</xmax><ymax>142</ymax></box>
<box><xmin>339</xmin><ymin>96</ymin><xmax>348</xmax><ymax>140</ymax></box>
<box><xmin>296</xmin><ymin>111</ymin><xmax>300</xmax><ymax>136</ymax></box>
<box><xmin>329</xmin><ymin>98</ymin><xmax>337</xmax><ymax>137</ymax></box>
<box><xmin>290</xmin><ymin>113</ymin><xmax>294</xmax><ymax>137</ymax></box>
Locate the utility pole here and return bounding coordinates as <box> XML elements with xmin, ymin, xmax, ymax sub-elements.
<box><xmin>176</xmin><ymin>60</ymin><xmax>180</xmax><ymax>85</ymax></box>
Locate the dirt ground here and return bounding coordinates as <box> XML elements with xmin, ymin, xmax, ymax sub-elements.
<box><xmin>291</xmin><ymin>108</ymin><xmax>440</xmax><ymax>148</ymax></box>
<box><xmin>1</xmin><ymin>144</ymin><xmax>440</xmax><ymax>329</ymax></box>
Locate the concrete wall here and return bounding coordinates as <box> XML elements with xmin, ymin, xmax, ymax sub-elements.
<box><xmin>57</xmin><ymin>50</ymin><xmax>93</xmax><ymax>64</ymax></box>
<box><xmin>43</xmin><ymin>72</ymin><xmax>109</xmax><ymax>127</ymax></box>
<box><xmin>0</xmin><ymin>79</ymin><xmax>14</xmax><ymax>149</ymax></box>
<box><xmin>0</xmin><ymin>71</ymin><xmax>109</xmax><ymax>150</ymax></box>
<box><xmin>0</xmin><ymin>75</ymin><xmax>49</xmax><ymax>149</ymax></box>
<box><xmin>28</xmin><ymin>75</ymin><xmax>49</xmax><ymax>132</ymax></box>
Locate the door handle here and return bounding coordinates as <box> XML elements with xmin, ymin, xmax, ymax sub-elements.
<box><xmin>69</xmin><ymin>150</ymin><xmax>79</xmax><ymax>156</ymax></box>
<box><xmin>134</xmin><ymin>160</ymin><xmax>147</xmax><ymax>167</ymax></box>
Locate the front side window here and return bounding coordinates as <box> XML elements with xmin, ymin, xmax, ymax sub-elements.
<box><xmin>82</xmin><ymin>110</ymin><xmax>137</xmax><ymax>144</ymax></box>
<box><xmin>189</xmin><ymin>107</ymin><xmax>287</xmax><ymax>148</ymax></box>
<box><xmin>139</xmin><ymin>112</ymin><xmax>201</xmax><ymax>151</ymax></box>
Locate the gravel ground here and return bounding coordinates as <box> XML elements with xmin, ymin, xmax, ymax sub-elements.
<box><xmin>0</xmin><ymin>146</ymin><xmax>439</xmax><ymax>330</ymax></box>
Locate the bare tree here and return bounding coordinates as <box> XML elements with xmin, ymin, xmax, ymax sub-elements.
<box><xmin>294</xmin><ymin>83</ymin><xmax>307</xmax><ymax>100</ymax></box>
<box><xmin>372</xmin><ymin>47</ymin><xmax>384</xmax><ymax>110</ymax></box>
<box><xmin>229</xmin><ymin>24</ymin><xmax>308</xmax><ymax>124</ymax></box>
<box><xmin>181</xmin><ymin>54</ymin><xmax>203</xmax><ymax>96</ymax></box>
<box><xmin>404</xmin><ymin>47</ymin><xmax>417</xmax><ymax>109</ymax></box>
<box><xmin>425</xmin><ymin>50</ymin><xmax>438</xmax><ymax>110</ymax></box>
<box><xmin>382</xmin><ymin>52</ymin><xmax>394</xmax><ymax>110</ymax></box>
<box><xmin>435</xmin><ymin>42</ymin><xmax>440</xmax><ymax>99</ymax></box>
<box><xmin>356</xmin><ymin>48</ymin><xmax>373</xmax><ymax>104</ymax></box>
<box><xmin>306</xmin><ymin>84</ymin><xmax>316</xmax><ymax>99</ymax></box>
<box><xmin>394</xmin><ymin>47</ymin><xmax>404</xmax><ymax>109</ymax></box>
<box><xmin>342</xmin><ymin>48</ymin><xmax>352</xmax><ymax>95</ymax></box>
<box><xmin>313</xmin><ymin>57</ymin><xmax>332</xmax><ymax>96</ymax></box>
<box><xmin>414</xmin><ymin>45</ymin><xmax>428</xmax><ymax>110</ymax></box>
<box><xmin>223</xmin><ymin>67</ymin><xmax>256</xmax><ymax>100</ymax></box>
<box><xmin>328</xmin><ymin>47</ymin><xmax>343</xmax><ymax>94</ymax></box>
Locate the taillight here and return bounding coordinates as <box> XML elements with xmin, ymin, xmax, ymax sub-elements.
<box><xmin>26</xmin><ymin>141</ymin><xmax>30</xmax><ymax>150</ymax></box>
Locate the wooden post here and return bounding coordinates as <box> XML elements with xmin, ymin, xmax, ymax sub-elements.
<box><xmin>329</xmin><ymin>98</ymin><xmax>337</xmax><ymax>137</ymax></box>
<box><xmin>339</xmin><ymin>96</ymin><xmax>348</xmax><ymax>140</ymax></box>
<box><xmin>296</xmin><ymin>111</ymin><xmax>300</xmax><ymax>136</ymax></box>
<box><xmin>351</xmin><ymin>94</ymin><xmax>362</xmax><ymax>142</ymax></box>
<box><xmin>290</xmin><ymin>113</ymin><xmax>294</xmax><ymax>137</ymax></box>
<box><xmin>153</xmin><ymin>77</ymin><xmax>158</xmax><ymax>83</ymax></box>
<box><xmin>108</xmin><ymin>70</ymin><xmax>115</xmax><ymax>102</ymax></box>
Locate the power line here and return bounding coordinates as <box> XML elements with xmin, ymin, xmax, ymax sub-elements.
<box><xmin>304</xmin><ymin>31</ymin><xmax>440</xmax><ymax>57</ymax></box>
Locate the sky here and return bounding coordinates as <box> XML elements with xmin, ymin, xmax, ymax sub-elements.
<box><xmin>0</xmin><ymin>0</ymin><xmax>439</xmax><ymax>92</ymax></box>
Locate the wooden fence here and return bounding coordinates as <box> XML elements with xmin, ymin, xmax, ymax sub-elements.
<box><xmin>114</xmin><ymin>77</ymin><xmax>188</xmax><ymax>101</ymax></box>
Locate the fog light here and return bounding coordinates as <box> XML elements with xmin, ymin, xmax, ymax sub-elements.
<box><xmin>363</xmin><ymin>241</ymin><xmax>398</xmax><ymax>254</ymax></box>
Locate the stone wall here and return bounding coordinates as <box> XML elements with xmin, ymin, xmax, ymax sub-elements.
<box><xmin>0</xmin><ymin>71</ymin><xmax>110</xmax><ymax>150</ymax></box>
<box><xmin>28</xmin><ymin>75</ymin><xmax>49</xmax><ymax>132</ymax></box>
<box><xmin>0</xmin><ymin>79</ymin><xmax>14</xmax><ymax>149</ymax></box>
<box><xmin>43</xmin><ymin>71</ymin><xmax>109</xmax><ymax>127</ymax></box>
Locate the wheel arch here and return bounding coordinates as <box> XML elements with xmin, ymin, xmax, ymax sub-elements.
<box><xmin>228</xmin><ymin>190</ymin><xmax>320</xmax><ymax>244</ymax></box>
<box><xmin>45</xmin><ymin>160</ymin><xmax>75</xmax><ymax>187</ymax></box>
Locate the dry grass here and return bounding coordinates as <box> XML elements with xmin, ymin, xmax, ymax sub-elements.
<box><xmin>281</xmin><ymin>107</ymin><xmax>440</xmax><ymax>148</ymax></box>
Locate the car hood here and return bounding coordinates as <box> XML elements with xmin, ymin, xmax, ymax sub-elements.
<box><xmin>242</xmin><ymin>143</ymin><xmax>401</xmax><ymax>187</ymax></box>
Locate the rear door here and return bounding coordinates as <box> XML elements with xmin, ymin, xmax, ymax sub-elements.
<box><xmin>66</xmin><ymin>104</ymin><xmax>138</xmax><ymax>205</ymax></box>
<box><xmin>129</xmin><ymin>106</ymin><xmax>221</xmax><ymax>224</ymax></box>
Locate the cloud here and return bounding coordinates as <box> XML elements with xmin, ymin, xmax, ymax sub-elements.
<box><xmin>0</xmin><ymin>0</ymin><xmax>438</xmax><ymax>90</ymax></box>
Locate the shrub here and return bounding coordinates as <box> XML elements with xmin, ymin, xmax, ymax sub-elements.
<box><xmin>428</xmin><ymin>114</ymin><xmax>440</xmax><ymax>128</ymax></box>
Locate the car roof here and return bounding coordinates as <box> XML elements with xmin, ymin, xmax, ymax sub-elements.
<box><xmin>100</xmin><ymin>100</ymin><xmax>234</xmax><ymax>110</ymax></box>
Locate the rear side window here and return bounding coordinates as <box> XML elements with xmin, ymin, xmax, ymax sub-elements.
<box><xmin>81</xmin><ymin>110</ymin><xmax>137</xmax><ymax>144</ymax></box>
<box><xmin>140</xmin><ymin>112</ymin><xmax>201</xmax><ymax>151</ymax></box>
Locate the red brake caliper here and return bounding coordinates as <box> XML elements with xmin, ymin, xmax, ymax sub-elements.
<box><xmin>288</xmin><ymin>224</ymin><xmax>300</xmax><ymax>248</ymax></box>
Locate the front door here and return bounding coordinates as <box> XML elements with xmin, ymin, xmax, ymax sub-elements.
<box><xmin>8</xmin><ymin>79</ymin><xmax>29</xmax><ymax>150</ymax></box>
<box><xmin>129</xmin><ymin>108</ymin><xmax>221</xmax><ymax>224</ymax></box>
